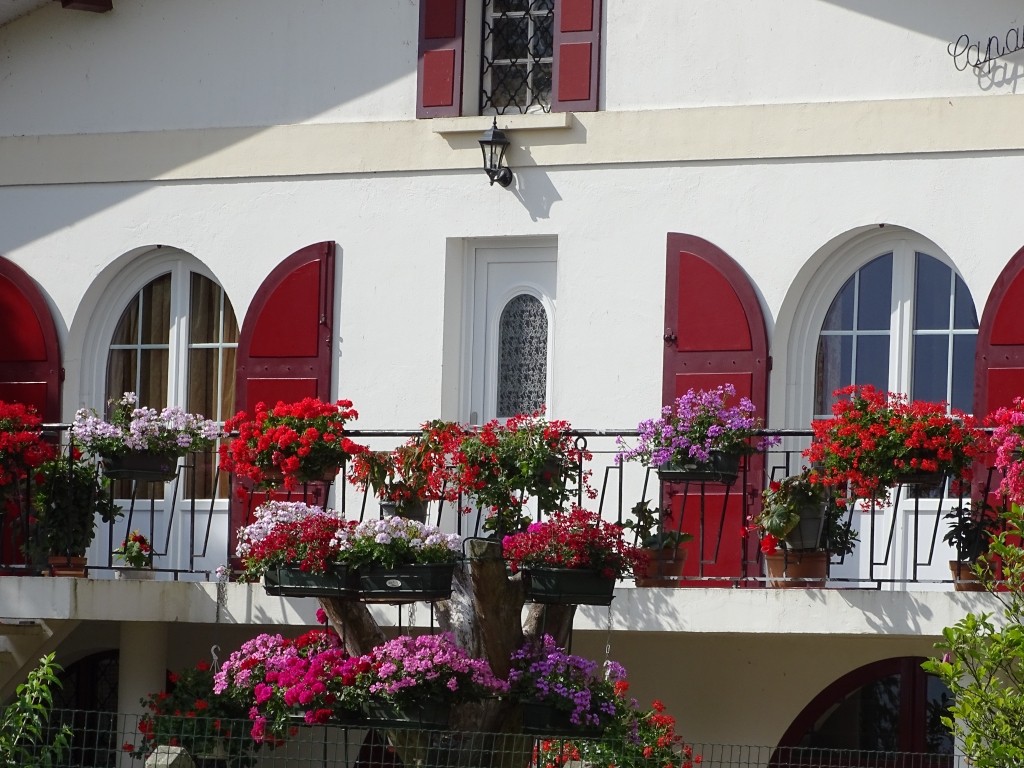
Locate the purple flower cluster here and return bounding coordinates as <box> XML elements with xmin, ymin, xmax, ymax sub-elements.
<box><xmin>615</xmin><ymin>383</ymin><xmax>777</xmax><ymax>466</ymax></box>
<box><xmin>365</xmin><ymin>632</ymin><xmax>508</xmax><ymax>706</ymax></box>
<box><xmin>72</xmin><ymin>391</ymin><xmax>219</xmax><ymax>458</ymax></box>
<box><xmin>508</xmin><ymin>634</ymin><xmax>626</xmax><ymax>727</ymax></box>
<box><xmin>341</xmin><ymin>516</ymin><xmax>462</xmax><ymax>569</ymax></box>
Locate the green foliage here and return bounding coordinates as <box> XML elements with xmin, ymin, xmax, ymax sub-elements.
<box><xmin>923</xmin><ymin>503</ymin><xmax>1024</xmax><ymax>767</ymax></box>
<box><xmin>942</xmin><ymin>498</ymin><xmax>1003</xmax><ymax>563</ymax></box>
<box><xmin>31</xmin><ymin>457</ymin><xmax>121</xmax><ymax>557</ymax></box>
<box><xmin>0</xmin><ymin>653</ymin><xmax>72</xmax><ymax>767</ymax></box>
<box><xmin>622</xmin><ymin>500</ymin><xmax>692</xmax><ymax>549</ymax></box>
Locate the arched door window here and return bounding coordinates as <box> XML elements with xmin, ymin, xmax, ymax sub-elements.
<box><xmin>774</xmin><ymin>657</ymin><xmax>953</xmax><ymax>767</ymax></box>
<box><xmin>497</xmin><ymin>293</ymin><xmax>548</xmax><ymax>418</ymax></box>
<box><xmin>106</xmin><ymin>266</ymin><xmax>237</xmax><ymax>498</ymax></box>
<box><xmin>814</xmin><ymin>247</ymin><xmax>978</xmax><ymax>417</ymax></box>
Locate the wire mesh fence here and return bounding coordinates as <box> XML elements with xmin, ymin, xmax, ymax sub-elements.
<box><xmin>20</xmin><ymin>710</ymin><xmax>958</xmax><ymax>768</ymax></box>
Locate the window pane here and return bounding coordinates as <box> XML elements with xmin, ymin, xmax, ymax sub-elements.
<box><xmin>815</xmin><ymin>336</ymin><xmax>852</xmax><ymax>414</ymax></box>
<box><xmin>221</xmin><ymin>347</ymin><xmax>237</xmax><ymax>418</ymax></box>
<box><xmin>822</xmin><ymin>279</ymin><xmax>855</xmax><ymax>331</ymax></box>
<box><xmin>189</xmin><ymin>349</ymin><xmax>216</xmax><ymax>418</ymax></box>
<box><xmin>105</xmin><ymin>349</ymin><xmax>137</xmax><ymax>401</ymax></box>
<box><xmin>914</xmin><ymin>253</ymin><xmax>951</xmax><ymax>331</ymax></box>
<box><xmin>912</xmin><ymin>335</ymin><xmax>949</xmax><ymax>404</ymax></box>
<box><xmin>925</xmin><ymin>676</ymin><xmax>955</xmax><ymax>754</ymax></box>
<box><xmin>532</xmin><ymin>14</ymin><xmax>553</xmax><ymax>58</ymax></box>
<box><xmin>531</xmin><ymin>64</ymin><xmax>552</xmax><ymax>106</ymax></box>
<box><xmin>493</xmin><ymin>16</ymin><xmax>529</xmax><ymax>60</ymax></box>
<box><xmin>855</xmin><ymin>335</ymin><xmax>889</xmax><ymax>390</ymax></box>
<box><xmin>139</xmin><ymin>349</ymin><xmax>168</xmax><ymax>408</ymax></box>
<box><xmin>141</xmin><ymin>274</ymin><xmax>171</xmax><ymax>345</ymax></box>
<box><xmin>497</xmin><ymin>294</ymin><xmax>548</xmax><ymax>418</ymax></box>
<box><xmin>857</xmin><ymin>254</ymin><xmax>892</xmax><ymax>330</ymax></box>
<box><xmin>491</xmin><ymin>64</ymin><xmax>527</xmax><ymax>109</ymax></box>
<box><xmin>111</xmin><ymin>299</ymin><xmax>139</xmax><ymax>345</ymax></box>
<box><xmin>953</xmin><ymin>274</ymin><xmax>978</xmax><ymax>329</ymax></box>
<box><xmin>189</xmin><ymin>273</ymin><xmax>218</xmax><ymax>344</ymax></box>
<box><xmin>223</xmin><ymin>304</ymin><xmax>239</xmax><ymax>344</ymax></box>
<box><xmin>494</xmin><ymin>0</ymin><xmax>529</xmax><ymax>11</ymax></box>
<box><xmin>952</xmin><ymin>335</ymin><xmax>976</xmax><ymax>412</ymax></box>
<box><xmin>799</xmin><ymin>674</ymin><xmax>901</xmax><ymax>750</ymax></box>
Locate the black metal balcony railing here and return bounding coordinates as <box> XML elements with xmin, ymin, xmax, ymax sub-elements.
<box><xmin>26</xmin><ymin>709</ymin><xmax>954</xmax><ymax>768</ymax></box>
<box><xmin>0</xmin><ymin>428</ymin><xmax>1001</xmax><ymax>590</ymax></box>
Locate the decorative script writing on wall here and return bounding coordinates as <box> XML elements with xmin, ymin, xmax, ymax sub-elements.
<box><xmin>949</xmin><ymin>26</ymin><xmax>1024</xmax><ymax>72</ymax></box>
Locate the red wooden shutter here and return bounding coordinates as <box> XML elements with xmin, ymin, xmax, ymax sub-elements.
<box><xmin>417</xmin><ymin>0</ymin><xmax>465</xmax><ymax>118</ymax></box>
<box><xmin>976</xmin><ymin>243</ymin><xmax>1024</xmax><ymax>417</ymax></box>
<box><xmin>551</xmin><ymin>0</ymin><xmax>601</xmax><ymax>112</ymax></box>
<box><xmin>230</xmin><ymin>242</ymin><xmax>336</xmax><ymax>561</ymax></box>
<box><xmin>663</xmin><ymin>233</ymin><xmax>770</xmax><ymax>584</ymax></box>
<box><xmin>0</xmin><ymin>258</ymin><xmax>61</xmax><ymax>421</ymax></box>
<box><xmin>236</xmin><ymin>242</ymin><xmax>336</xmax><ymax>412</ymax></box>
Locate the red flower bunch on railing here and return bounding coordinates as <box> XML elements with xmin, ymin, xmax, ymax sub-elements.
<box><xmin>0</xmin><ymin>401</ymin><xmax>55</xmax><ymax>490</ymax></box>
<box><xmin>348</xmin><ymin>419</ymin><xmax>466</xmax><ymax>508</ymax></box>
<box><xmin>988</xmin><ymin>397</ymin><xmax>1024</xmax><ymax>505</ymax></box>
<box><xmin>502</xmin><ymin>506</ymin><xmax>644</xmax><ymax>579</ymax></box>
<box><xmin>219</xmin><ymin>398</ymin><xmax>367</xmax><ymax>490</ymax></box>
<box><xmin>804</xmin><ymin>385</ymin><xmax>984</xmax><ymax>506</ymax></box>
<box><xmin>458</xmin><ymin>412</ymin><xmax>594</xmax><ymax>533</ymax></box>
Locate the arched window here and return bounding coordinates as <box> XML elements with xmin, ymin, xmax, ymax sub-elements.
<box><xmin>103</xmin><ymin>257</ymin><xmax>237</xmax><ymax>498</ymax></box>
<box><xmin>496</xmin><ymin>293</ymin><xmax>548</xmax><ymax>418</ymax></box>
<box><xmin>814</xmin><ymin>243</ymin><xmax>978</xmax><ymax>417</ymax></box>
<box><xmin>774</xmin><ymin>657</ymin><xmax>953</xmax><ymax>766</ymax></box>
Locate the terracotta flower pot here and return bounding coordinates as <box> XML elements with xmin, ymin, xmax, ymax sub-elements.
<box><xmin>764</xmin><ymin>550</ymin><xmax>828</xmax><ymax>588</ymax></box>
<box><xmin>635</xmin><ymin>546</ymin><xmax>688</xmax><ymax>587</ymax></box>
<box><xmin>48</xmin><ymin>554</ymin><xmax>87</xmax><ymax>577</ymax></box>
<box><xmin>949</xmin><ymin>560</ymin><xmax>988</xmax><ymax>592</ymax></box>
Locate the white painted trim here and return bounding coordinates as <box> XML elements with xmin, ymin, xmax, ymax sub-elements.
<box><xmin>6</xmin><ymin>96</ymin><xmax>1024</xmax><ymax>186</ymax></box>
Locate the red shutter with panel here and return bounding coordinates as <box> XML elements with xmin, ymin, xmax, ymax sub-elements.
<box><xmin>663</xmin><ymin>233</ymin><xmax>770</xmax><ymax>585</ymax></box>
<box><xmin>551</xmin><ymin>0</ymin><xmax>601</xmax><ymax>112</ymax></box>
<box><xmin>975</xmin><ymin>244</ymin><xmax>1024</xmax><ymax>499</ymax></box>
<box><xmin>417</xmin><ymin>0</ymin><xmax>465</xmax><ymax>118</ymax></box>
<box><xmin>0</xmin><ymin>258</ymin><xmax>61</xmax><ymax>421</ymax></box>
<box><xmin>229</xmin><ymin>242</ymin><xmax>336</xmax><ymax>561</ymax></box>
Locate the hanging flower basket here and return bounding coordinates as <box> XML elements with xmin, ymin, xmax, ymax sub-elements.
<box><xmin>520</xmin><ymin>699</ymin><xmax>606</xmax><ymax>737</ymax></box>
<box><xmin>521</xmin><ymin>567</ymin><xmax>616</xmax><ymax>606</ymax></box>
<box><xmin>357</xmin><ymin>562</ymin><xmax>456</xmax><ymax>602</ymax></box>
<box><xmin>102</xmin><ymin>452</ymin><xmax>179</xmax><ymax>482</ymax></box>
<box><xmin>262</xmin><ymin>564</ymin><xmax>359</xmax><ymax>598</ymax></box>
<box><xmin>365</xmin><ymin>697</ymin><xmax>451</xmax><ymax>729</ymax></box>
<box><xmin>657</xmin><ymin>449</ymin><xmax>740</xmax><ymax>485</ymax></box>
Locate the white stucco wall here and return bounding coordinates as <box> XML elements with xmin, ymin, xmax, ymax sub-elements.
<box><xmin>2</xmin><ymin>0</ymin><xmax>1023</xmax><ymax>136</ymax></box>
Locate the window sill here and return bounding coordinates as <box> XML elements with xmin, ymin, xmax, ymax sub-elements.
<box><xmin>430</xmin><ymin>112</ymin><xmax>572</xmax><ymax>135</ymax></box>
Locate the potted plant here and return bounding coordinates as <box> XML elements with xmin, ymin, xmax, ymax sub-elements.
<box><xmin>501</xmin><ymin>506</ymin><xmax>643</xmax><ymax>605</ymax></box>
<box><xmin>357</xmin><ymin>632</ymin><xmax>508</xmax><ymax>729</ymax></box>
<box><xmin>30</xmin><ymin>454</ymin><xmax>121</xmax><ymax>576</ymax></box>
<box><xmin>456</xmin><ymin>411</ymin><xmax>593</xmax><ymax>535</ymax></box>
<box><xmin>113</xmin><ymin>529</ymin><xmax>155</xmax><ymax>579</ymax></box>
<box><xmin>127</xmin><ymin>659</ymin><xmax>256</xmax><ymax>768</ymax></box>
<box><xmin>623</xmin><ymin>499</ymin><xmax>693</xmax><ymax>588</ymax></box>
<box><xmin>750</xmin><ymin>469</ymin><xmax>858</xmax><ymax>588</ymax></box>
<box><xmin>348</xmin><ymin>419</ymin><xmax>465</xmax><ymax>521</ymax></box>
<box><xmin>72</xmin><ymin>392</ymin><xmax>219</xmax><ymax>482</ymax></box>
<box><xmin>943</xmin><ymin>499</ymin><xmax>1004</xmax><ymax>591</ymax></box>
<box><xmin>508</xmin><ymin>634</ymin><xmax>627</xmax><ymax>736</ymax></box>
<box><xmin>338</xmin><ymin>516</ymin><xmax>463</xmax><ymax>602</ymax></box>
<box><xmin>235</xmin><ymin>501</ymin><xmax>358</xmax><ymax>597</ymax></box>
<box><xmin>803</xmin><ymin>384</ymin><xmax>984</xmax><ymax>507</ymax></box>
<box><xmin>219</xmin><ymin>397</ymin><xmax>367</xmax><ymax>491</ymax></box>
<box><xmin>988</xmin><ymin>397</ymin><xmax>1024</xmax><ymax>506</ymax></box>
<box><xmin>615</xmin><ymin>383</ymin><xmax>777</xmax><ymax>485</ymax></box>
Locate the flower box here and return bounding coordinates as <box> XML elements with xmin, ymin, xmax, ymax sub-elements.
<box><xmin>365</xmin><ymin>697</ymin><xmax>450</xmax><ymax>729</ymax></box>
<box><xmin>520</xmin><ymin>699</ymin><xmax>606</xmax><ymax>737</ymax></box>
<box><xmin>521</xmin><ymin>567</ymin><xmax>615</xmax><ymax>606</ymax></box>
<box><xmin>263</xmin><ymin>564</ymin><xmax>358</xmax><ymax>598</ymax></box>
<box><xmin>657</xmin><ymin>449</ymin><xmax>740</xmax><ymax>485</ymax></box>
<box><xmin>102</xmin><ymin>452</ymin><xmax>179</xmax><ymax>482</ymax></box>
<box><xmin>357</xmin><ymin>562</ymin><xmax>456</xmax><ymax>602</ymax></box>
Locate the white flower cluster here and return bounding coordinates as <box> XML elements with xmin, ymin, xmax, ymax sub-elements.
<box><xmin>344</xmin><ymin>516</ymin><xmax>461</xmax><ymax>554</ymax></box>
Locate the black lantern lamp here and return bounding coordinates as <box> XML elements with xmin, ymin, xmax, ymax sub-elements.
<box><xmin>478</xmin><ymin>118</ymin><xmax>513</xmax><ymax>187</ymax></box>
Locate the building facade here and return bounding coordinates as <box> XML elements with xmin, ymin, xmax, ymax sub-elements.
<box><xmin>3</xmin><ymin>0</ymin><xmax>1023</xmax><ymax>764</ymax></box>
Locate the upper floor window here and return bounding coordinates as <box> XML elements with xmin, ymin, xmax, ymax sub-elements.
<box><xmin>482</xmin><ymin>0</ymin><xmax>554</xmax><ymax>114</ymax></box>
<box><xmin>814</xmin><ymin>248</ymin><xmax>978</xmax><ymax>417</ymax></box>
<box><xmin>417</xmin><ymin>0</ymin><xmax>601</xmax><ymax>118</ymax></box>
